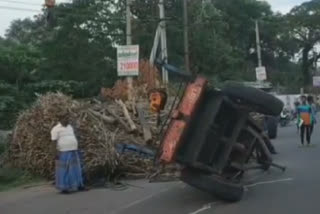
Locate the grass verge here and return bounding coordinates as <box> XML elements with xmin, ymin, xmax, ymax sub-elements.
<box><xmin>0</xmin><ymin>167</ymin><xmax>44</xmax><ymax>192</ymax></box>
<box><xmin>1</xmin><ymin>142</ymin><xmax>44</xmax><ymax>191</ymax></box>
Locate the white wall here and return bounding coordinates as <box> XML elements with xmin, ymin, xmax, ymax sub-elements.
<box><xmin>275</xmin><ymin>94</ymin><xmax>301</xmax><ymax>110</ymax></box>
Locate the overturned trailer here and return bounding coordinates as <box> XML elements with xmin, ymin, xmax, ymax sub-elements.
<box><xmin>156</xmin><ymin>63</ymin><xmax>285</xmax><ymax>202</ymax></box>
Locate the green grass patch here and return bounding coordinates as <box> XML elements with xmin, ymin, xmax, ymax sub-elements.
<box><xmin>0</xmin><ymin>143</ymin><xmax>5</xmax><ymax>155</ymax></box>
<box><xmin>0</xmin><ymin>134</ymin><xmax>44</xmax><ymax>191</ymax></box>
<box><xmin>0</xmin><ymin>167</ymin><xmax>44</xmax><ymax>192</ymax></box>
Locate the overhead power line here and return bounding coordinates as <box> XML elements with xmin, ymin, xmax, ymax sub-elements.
<box><xmin>0</xmin><ymin>5</ymin><xmax>172</xmax><ymax>22</ymax></box>
<box><xmin>0</xmin><ymin>0</ymin><xmax>40</xmax><ymax>6</ymax></box>
<box><xmin>0</xmin><ymin>5</ymin><xmax>40</xmax><ymax>12</ymax></box>
<box><xmin>0</xmin><ymin>4</ymin><xmax>184</xmax><ymax>26</ymax></box>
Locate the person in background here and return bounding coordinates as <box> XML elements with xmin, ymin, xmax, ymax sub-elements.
<box><xmin>51</xmin><ymin>113</ymin><xmax>87</xmax><ymax>194</ymax></box>
<box><xmin>307</xmin><ymin>95</ymin><xmax>317</xmax><ymax>135</ymax></box>
<box><xmin>294</xmin><ymin>101</ymin><xmax>300</xmax><ymax>132</ymax></box>
<box><xmin>297</xmin><ymin>96</ymin><xmax>313</xmax><ymax>146</ymax></box>
<box><xmin>262</xmin><ymin>117</ymin><xmax>277</xmax><ymax>154</ymax></box>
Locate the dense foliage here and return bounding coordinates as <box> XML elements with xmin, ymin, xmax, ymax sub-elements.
<box><xmin>0</xmin><ymin>0</ymin><xmax>319</xmax><ymax>128</ymax></box>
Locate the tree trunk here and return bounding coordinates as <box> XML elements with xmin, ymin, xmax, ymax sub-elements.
<box><xmin>302</xmin><ymin>45</ymin><xmax>312</xmax><ymax>86</ymax></box>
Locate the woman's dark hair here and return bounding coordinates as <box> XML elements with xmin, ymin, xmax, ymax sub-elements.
<box><xmin>59</xmin><ymin>113</ymin><xmax>70</xmax><ymax>127</ymax></box>
<box><xmin>307</xmin><ymin>95</ymin><xmax>314</xmax><ymax>104</ymax></box>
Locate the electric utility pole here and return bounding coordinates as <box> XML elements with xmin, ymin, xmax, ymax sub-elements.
<box><xmin>255</xmin><ymin>20</ymin><xmax>268</xmax><ymax>82</ymax></box>
<box><xmin>255</xmin><ymin>20</ymin><xmax>262</xmax><ymax>67</ymax></box>
<box><xmin>126</xmin><ymin>0</ymin><xmax>133</xmax><ymax>100</ymax></box>
<box><xmin>159</xmin><ymin>0</ymin><xmax>169</xmax><ymax>84</ymax></box>
<box><xmin>183</xmin><ymin>0</ymin><xmax>191</xmax><ymax>75</ymax></box>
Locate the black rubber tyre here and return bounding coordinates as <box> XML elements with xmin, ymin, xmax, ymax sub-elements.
<box><xmin>255</xmin><ymin>143</ymin><xmax>272</xmax><ymax>170</ymax></box>
<box><xmin>261</xmin><ymin>134</ymin><xmax>277</xmax><ymax>154</ymax></box>
<box><xmin>222</xmin><ymin>85</ymin><xmax>284</xmax><ymax>116</ymax></box>
<box><xmin>266</xmin><ymin>116</ymin><xmax>278</xmax><ymax>139</ymax></box>
<box><xmin>181</xmin><ymin>168</ymin><xmax>244</xmax><ymax>202</ymax></box>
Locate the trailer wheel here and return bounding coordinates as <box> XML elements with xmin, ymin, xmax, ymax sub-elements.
<box><xmin>222</xmin><ymin>85</ymin><xmax>283</xmax><ymax>116</ymax></box>
<box><xmin>266</xmin><ymin>116</ymin><xmax>278</xmax><ymax>139</ymax></box>
<box><xmin>181</xmin><ymin>168</ymin><xmax>244</xmax><ymax>202</ymax></box>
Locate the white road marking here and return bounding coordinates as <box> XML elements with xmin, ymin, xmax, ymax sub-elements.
<box><xmin>244</xmin><ymin>170</ymin><xmax>269</xmax><ymax>184</ymax></box>
<box><xmin>109</xmin><ymin>188</ymin><xmax>170</xmax><ymax>214</ymax></box>
<box><xmin>189</xmin><ymin>202</ymin><xmax>217</xmax><ymax>214</ymax></box>
<box><xmin>245</xmin><ymin>178</ymin><xmax>294</xmax><ymax>188</ymax></box>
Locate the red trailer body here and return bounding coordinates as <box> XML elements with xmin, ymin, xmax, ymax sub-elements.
<box><xmin>160</xmin><ymin>77</ymin><xmax>208</xmax><ymax>163</ymax></box>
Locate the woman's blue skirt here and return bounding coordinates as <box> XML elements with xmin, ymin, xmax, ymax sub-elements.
<box><xmin>55</xmin><ymin>150</ymin><xmax>84</xmax><ymax>191</ymax></box>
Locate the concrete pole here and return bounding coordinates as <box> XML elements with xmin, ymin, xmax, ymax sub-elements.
<box><xmin>183</xmin><ymin>0</ymin><xmax>191</xmax><ymax>75</ymax></box>
<box><xmin>159</xmin><ymin>0</ymin><xmax>169</xmax><ymax>84</ymax></box>
<box><xmin>126</xmin><ymin>0</ymin><xmax>133</xmax><ymax>100</ymax></box>
<box><xmin>255</xmin><ymin>20</ymin><xmax>262</xmax><ymax>67</ymax></box>
<box><xmin>149</xmin><ymin>26</ymin><xmax>161</xmax><ymax>66</ymax></box>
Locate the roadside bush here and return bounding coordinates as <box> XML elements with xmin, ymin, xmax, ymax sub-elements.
<box><xmin>0</xmin><ymin>80</ymin><xmax>103</xmax><ymax>129</ymax></box>
<box><xmin>0</xmin><ymin>143</ymin><xmax>5</xmax><ymax>156</ymax></box>
<box><xmin>0</xmin><ymin>82</ymin><xmax>28</xmax><ymax>129</ymax></box>
<box><xmin>0</xmin><ymin>132</ymin><xmax>42</xmax><ymax>191</ymax></box>
<box><xmin>23</xmin><ymin>80</ymin><xmax>87</xmax><ymax>98</ymax></box>
<box><xmin>0</xmin><ymin>167</ymin><xmax>43</xmax><ymax>191</ymax></box>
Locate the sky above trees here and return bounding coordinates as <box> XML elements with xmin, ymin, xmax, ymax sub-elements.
<box><xmin>266</xmin><ymin>0</ymin><xmax>306</xmax><ymax>13</ymax></box>
<box><xmin>0</xmin><ymin>0</ymin><xmax>306</xmax><ymax>36</ymax></box>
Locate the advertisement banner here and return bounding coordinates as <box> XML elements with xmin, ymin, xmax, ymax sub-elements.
<box><xmin>255</xmin><ymin>66</ymin><xmax>267</xmax><ymax>81</ymax></box>
<box><xmin>313</xmin><ymin>76</ymin><xmax>320</xmax><ymax>87</ymax></box>
<box><xmin>117</xmin><ymin>45</ymin><xmax>139</xmax><ymax>76</ymax></box>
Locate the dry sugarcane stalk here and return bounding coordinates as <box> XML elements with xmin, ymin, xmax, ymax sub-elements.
<box><xmin>88</xmin><ymin>109</ymin><xmax>116</xmax><ymax>124</ymax></box>
<box><xmin>131</xmin><ymin>96</ymin><xmax>137</xmax><ymax>116</ymax></box>
<box><xmin>103</xmin><ymin>104</ymin><xmax>131</xmax><ymax>133</ymax></box>
<box><xmin>124</xmin><ymin>173</ymin><xmax>147</xmax><ymax>179</ymax></box>
<box><xmin>116</xmin><ymin>99</ymin><xmax>137</xmax><ymax>132</ymax></box>
<box><xmin>149</xmin><ymin>172</ymin><xmax>180</xmax><ymax>183</ymax></box>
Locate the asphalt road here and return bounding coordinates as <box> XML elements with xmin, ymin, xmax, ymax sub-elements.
<box><xmin>1</xmin><ymin>123</ymin><xmax>319</xmax><ymax>214</ymax></box>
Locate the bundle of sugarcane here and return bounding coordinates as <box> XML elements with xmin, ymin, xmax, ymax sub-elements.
<box><xmin>9</xmin><ymin>93</ymin><xmax>119</xmax><ymax>181</ymax></box>
<box><xmin>9</xmin><ymin>92</ymin><xmax>180</xmax><ymax>182</ymax></box>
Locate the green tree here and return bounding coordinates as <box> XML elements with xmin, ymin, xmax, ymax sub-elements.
<box><xmin>0</xmin><ymin>0</ymin><xmax>310</xmax><ymax>96</ymax></box>
<box><xmin>286</xmin><ymin>0</ymin><xmax>320</xmax><ymax>86</ymax></box>
<box><xmin>0</xmin><ymin>40</ymin><xmax>40</xmax><ymax>88</ymax></box>
<box><xmin>187</xmin><ymin>0</ymin><xmax>275</xmax><ymax>81</ymax></box>
<box><xmin>35</xmin><ymin>2</ymin><xmax>123</xmax><ymax>93</ymax></box>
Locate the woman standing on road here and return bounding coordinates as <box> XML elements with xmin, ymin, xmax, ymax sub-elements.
<box><xmin>297</xmin><ymin>96</ymin><xmax>313</xmax><ymax>146</ymax></box>
<box><xmin>51</xmin><ymin>114</ymin><xmax>87</xmax><ymax>193</ymax></box>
